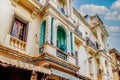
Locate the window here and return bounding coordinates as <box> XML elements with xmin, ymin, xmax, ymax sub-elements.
<box><xmin>40</xmin><ymin>20</ymin><xmax>46</xmax><ymax>46</ymax></box>
<box><xmin>11</xmin><ymin>17</ymin><xmax>28</xmax><ymax>41</ymax></box>
<box><xmin>57</xmin><ymin>26</ymin><xmax>67</xmax><ymax>52</ymax></box>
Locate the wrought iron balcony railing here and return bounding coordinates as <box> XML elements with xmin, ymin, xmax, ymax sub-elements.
<box><xmin>56</xmin><ymin>49</ymin><xmax>68</xmax><ymax>61</ymax></box>
<box><xmin>86</xmin><ymin>38</ymin><xmax>99</xmax><ymax>50</ymax></box>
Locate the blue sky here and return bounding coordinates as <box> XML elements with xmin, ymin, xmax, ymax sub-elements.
<box><xmin>73</xmin><ymin>0</ymin><xmax>120</xmax><ymax>52</ymax></box>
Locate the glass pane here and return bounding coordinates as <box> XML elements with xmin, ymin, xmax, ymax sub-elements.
<box><xmin>57</xmin><ymin>26</ymin><xmax>67</xmax><ymax>52</ymax></box>
<box><xmin>11</xmin><ymin>19</ymin><xmax>26</xmax><ymax>41</ymax></box>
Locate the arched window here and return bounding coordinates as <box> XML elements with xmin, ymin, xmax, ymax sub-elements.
<box><xmin>57</xmin><ymin>26</ymin><xmax>67</xmax><ymax>52</ymax></box>
<box><xmin>40</xmin><ymin>20</ymin><xmax>46</xmax><ymax>46</ymax></box>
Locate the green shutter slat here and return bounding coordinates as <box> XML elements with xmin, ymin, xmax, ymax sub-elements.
<box><xmin>40</xmin><ymin>20</ymin><xmax>46</xmax><ymax>46</ymax></box>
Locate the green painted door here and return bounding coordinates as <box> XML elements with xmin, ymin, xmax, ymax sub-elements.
<box><xmin>57</xmin><ymin>26</ymin><xmax>67</xmax><ymax>52</ymax></box>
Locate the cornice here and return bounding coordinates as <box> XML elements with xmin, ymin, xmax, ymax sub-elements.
<box><xmin>40</xmin><ymin>2</ymin><xmax>76</xmax><ymax>29</ymax></box>
<box><xmin>0</xmin><ymin>43</ymin><xmax>33</xmax><ymax>61</ymax></box>
<box><xmin>97</xmin><ymin>50</ymin><xmax>112</xmax><ymax>61</ymax></box>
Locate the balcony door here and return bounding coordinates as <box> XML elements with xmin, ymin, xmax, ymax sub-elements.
<box><xmin>57</xmin><ymin>26</ymin><xmax>67</xmax><ymax>52</ymax></box>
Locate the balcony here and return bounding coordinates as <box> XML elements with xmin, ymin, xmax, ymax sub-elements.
<box><xmin>74</xmin><ymin>28</ymin><xmax>84</xmax><ymax>47</ymax></box>
<box><xmin>39</xmin><ymin>43</ymin><xmax>76</xmax><ymax>64</ymax></box>
<box><xmin>36</xmin><ymin>43</ymin><xmax>79</xmax><ymax>74</ymax></box>
<box><xmin>86</xmin><ymin>38</ymin><xmax>99</xmax><ymax>54</ymax></box>
<box><xmin>5</xmin><ymin>34</ymin><xmax>26</xmax><ymax>51</ymax></box>
<box><xmin>39</xmin><ymin>43</ymin><xmax>68</xmax><ymax>61</ymax></box>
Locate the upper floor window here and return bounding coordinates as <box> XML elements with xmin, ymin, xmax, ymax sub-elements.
<box><xmin>57</xmin><ymin>0</ymin><xmax>67</xmax><ymax>16</ymax></box>
<box><xmin>57</xmin><ymin>26</ymin><xmax>67</xmax><ymax>52</ymax></box>
<box><xmin>11</xmin><ymin>17</ymin><xmax>28</xmax><ymax>42</ymax></box>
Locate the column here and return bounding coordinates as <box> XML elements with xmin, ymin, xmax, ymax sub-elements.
<box><xmin>53</xmin><ymin>19</ymin><xmax>57</xmax><ymax>46</ymax></box>
<box><xmin>45</xmin><ymin>15</ymin><xmax>52</xmax><ymax>43</ymax></box>
<box><xmin>72</xmin><ymin>33</ymin><xmax>75</xmax><ymax>55</ymax></box>
<box><xmin>67</xmin><ymin>31</ymin><xmax>71</xmax><ymax>54</ymax></box>
<box><xmin>92</xmin><ymin>58</ymin><xmax>96</xmax><ymax>80</ymax></box>
<box><xmin>108</xmin><ymin>62</ymin><xmax>114</xmax><ymax>80</ymax></box>
<box><xmin>66</xmin><ymin>0</ymin><xmax>70</xmax><ymax>17</ymax></box>
<box><xmin>69</xmin><ymin>0</ymin><xmax>72</xmax><ymax>17</ymax></box>
<box><xmin>85</xmin><ymin>60</ymin><xmax>90</xmax><ymax>77</ymax></box>
<box><xmin>99</xmin><ymin>55</ymin><xmax>105</xmax><ymax>80</ymax></box>
<box><xmin>96</xmin><ymin>28</ymin><xmax>102</xmax><ymax>49</ymax></box>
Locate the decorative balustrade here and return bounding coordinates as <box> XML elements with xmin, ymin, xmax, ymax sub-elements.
<box><xmin>5</xmin><ymin>34</ymin><xmax>26</xmax><ymax>51</ymax></box>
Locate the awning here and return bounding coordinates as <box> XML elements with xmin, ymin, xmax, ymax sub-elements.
<box><xmin>0</xmin><ymin>55</ymin><xmax>51</xmax><ymax>74</ymax></box>
<box><xmin>51</xmin><ymin>68</ymin><xmax>79</xmax><ymax>80</ymax></box>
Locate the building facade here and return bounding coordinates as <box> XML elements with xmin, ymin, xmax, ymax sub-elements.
<box><xmin>0</xmin><ymin>0</ymin><xmax>113</xmax><ymax>80</ymax></box>
<box><xmin>110</xmin><ymin>48</ymin><xmax>120</xmax><ymax>80</ymax></box>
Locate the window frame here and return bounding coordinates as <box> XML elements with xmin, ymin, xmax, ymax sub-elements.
<box><xmin>11</xmin><ymin>15</ymin><xmax>28</xmax><ymax>42</ymax></box>
<box><xmin>57</xmin><ymin>26</ymin><xmax>67</xmax><ymax>52</ymax></box>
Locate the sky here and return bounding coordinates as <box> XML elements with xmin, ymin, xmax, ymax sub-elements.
<box><xmin>73</xmin><ymin>0</ymin><xmax>120</xmax><ymax>52</ymax></box>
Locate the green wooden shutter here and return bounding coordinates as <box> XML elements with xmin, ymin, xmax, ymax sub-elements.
<box><xmin>70</xmin><ymin>32</ymin><xmax>73</xmax><ymax>55</ymax></box>
<box><xmin>51</xmin><ymin>18</ymin><xmax>54</xmax><ymax>44</ymax></box>
<box><xmin>40</xmin><ymin>20</ymin><xmax>46</xmax><ymax>46</ymax></box>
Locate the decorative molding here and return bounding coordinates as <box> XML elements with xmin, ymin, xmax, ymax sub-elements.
<box><xmin>31</xmin><ymin>8</ymin><xmax>39</xmax><ymax>19</ymax></box>
<box><xmin>11</xmin><ymin>0</ymin><xmax>19</xmax><ymax>7</ymax></box>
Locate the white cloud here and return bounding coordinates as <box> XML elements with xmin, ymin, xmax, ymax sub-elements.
<box><xmin>109</xmin><ymin>26</ymin><xmax>120</xmax><ymax>32</ymax></box>
<box><xmin>111</xmin><ymin>0</ymin><xmax>120</xmax><ymax>11</ymax></box>
<box><xmin>105</xmin><ymin>11</ymin><xmax>120</xmax><ymax>20</ymax></box>
<box><xmin>78</xmin><ymin>1</ymin><xmax>120</xmax><ymax>21</ymax></box>
<box><xmin>79</xmin><ymin>4</ymin><xmax>109</xmax><ymax>16</ymax></box>
<box><xmin>105</xmin><ymin>0</ymin><xmax>120</xmax><ymax>21</ymax></box>
<box><xmin>111</xmin><ymin>33</ymin><xmax>120</xmax><ymax>37</ymax></box>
